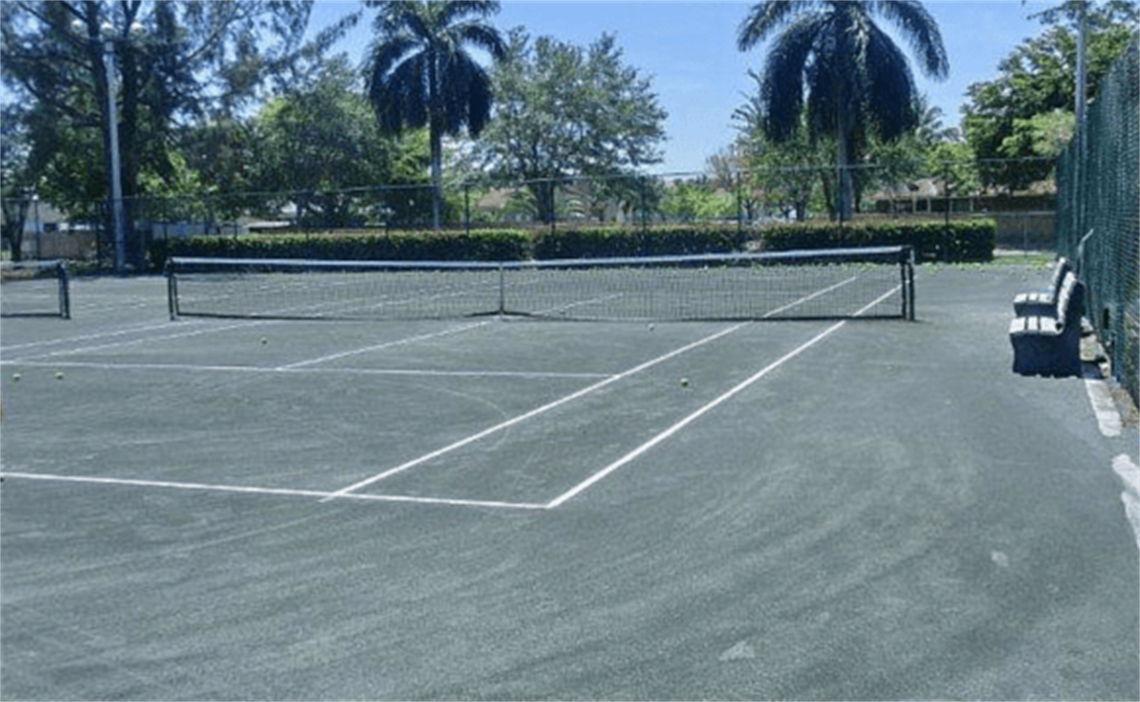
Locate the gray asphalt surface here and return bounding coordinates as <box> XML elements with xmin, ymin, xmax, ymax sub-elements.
<box><xmin>1</xmin><ymin>264</ymin><xmax>1137</xmax><ymax>700</ymax></box>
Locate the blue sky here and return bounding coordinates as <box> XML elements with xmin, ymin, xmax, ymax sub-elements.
<box><xmin>309</xmin><ymin>1</ymin><xmax>1059</xmax><ymax>174</ymax></box>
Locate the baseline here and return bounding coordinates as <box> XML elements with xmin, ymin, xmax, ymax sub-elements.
<box><xmin>0</xmin><ymin>471</ymin><xmax>547</xmax><ymax>510</ymax></box>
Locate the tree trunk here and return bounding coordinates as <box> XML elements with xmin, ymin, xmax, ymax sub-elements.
<box><xmin>429</xmin><ymin>122</ymin><xmax>443</xmax><ymax>230</ymax></box>
<box><xmin>836</xmin><ymin>119</ymin><xmax>853</xmax><ymax>222</ymax></box>
<box><xmin>427</xmin><ymin>51</ymin><xmax>443</xmax><ymax>230</ymax></box>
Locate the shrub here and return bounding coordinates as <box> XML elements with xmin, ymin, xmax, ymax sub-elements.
<box><xmin>759</xmin><ymin>219</ymin><xmax>995</xmax><ymax>262</ymax></box>
<box><xmin>533</xmin><ymin>224</ymin><xmax>746</xmax><ymax>259</ymax></box>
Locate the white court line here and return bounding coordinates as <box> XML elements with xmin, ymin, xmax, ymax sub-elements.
<box><xmin>0</xmin><ymin>358</ymin><xmax>611</xmax><ymax>380</ymax></box>
<box><xmin>0</xmin><ymin>472</ymin><xmax>547</xmax><ymax>510</ymax></box>
<box><xmin>320</xmin><ymin>275</ymin><xmax>880</xmax><ymax>503</ymax></box>
<box><xmin>319</xmin><ymin>321</ymin><xmax>752</xmax><ymax>502</ymax></box>
<box><xmin>1112</xmin><ymin>455</ymin><xmax>1140</xmax><ymax>550</ymax></box>
<box><xmin>1084</xmin><ymin>377</ymin><xmax>1123</xmax><ymax>437</ymax></box>
<box><xmin>277</xmin><ymin>321</ymin><xmax>488</xmax><ymax>370</ymax></box>
<box><xmin>545</xmin><ymin>286</ymin><xmax>901</xmax><ymax>508</ymax></box>
<box><xmin>0</xmin><ymin>319</ymin><xmax>202</xmax><ymax>353</ymax></box>
<box><xmin>2</xmin><ymin>278</ymin><xmax>897</xmax><ymax>511</ymax></box>
<box><xmin>5</xmin><ymin>319</ymin><xmax>273</xmax><ymax>362</ymax></box>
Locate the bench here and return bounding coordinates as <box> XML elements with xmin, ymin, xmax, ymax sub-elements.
<box><xmin>1013</xmin><ymin>257</ymin><xmax>1071</xmax><ymax>317</ymax></box>
<box><xmin>1009</xmin><ymin>271</ymin><xmax>1084</xmax><ymax>377</ymax></box>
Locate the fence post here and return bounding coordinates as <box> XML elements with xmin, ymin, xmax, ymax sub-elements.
<box><xmin>464</xmin><ymin>182</ymin><xmax>471</xmax><ymax>236</ymax></box>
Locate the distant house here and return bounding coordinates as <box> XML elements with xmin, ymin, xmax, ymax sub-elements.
<box><xmin>869</xmin><ymin>178</ymin><xmax>1058</xmax><ymax>248</ymax></box>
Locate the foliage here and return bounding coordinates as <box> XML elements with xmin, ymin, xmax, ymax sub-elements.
<box><xmin>476</xmin><ymin>28</ymin><xmax>667</xmax><ymax>223</ymax></box>
<box><xmin>1</xmin><ymin>104</ymin><xmax>33</xmax><ymax>259</ymax></box>
<box><xmin>155</xmin><ymin>228</ymin><xmax>533</xmax><ymax>267</ymax></box>
<box><xmin>365</xmin><ymin>0</ymin><xmax>506</xmax><ymax>229</ymax></box>
<box><xmin>658</xmin><ymin>179</ymin><xmax>737</xmax><ymax>223</ymax></box>
<box><xmin>761</xmin><ymin>218</ymin><xmax>995</xmax><ymax>262</ymax></box>
<box><xmin>0</xmin><ymin>0</ymin><xmax>351</xmax><ymax>242</ymax></box>
<box><xmin>923</xmin><ymin>141</ymin><xmax>982</xmax><ymax>200</ymax></box>
<box><xmin>532</xmin><ymin>224</ymin><xmax>747</xmax><ymax>259</ymax></box>
<box><xmin>961</xmin><ymin>1</ymin><xmax>1138</xmax><ymax>191</ymax></box>
<box><xmin>734</xmin><ymin>80</ymin><xmax>834</xmax><ymax>222</ymax></box>
<box><xmin>1003</xmin><ymin>109</ymin><xmax>1077</xmax><ymax>160</ymax></box>
<box><xmin>736</xmin><ymin>1</ymin><xmax>949</xmax><ymax>221</ymax></box>
<box><xmin>152</xmin><ymin>219</ymin><xmax>993</xmax><ymax>267</ymax></box>
<box><xmin>248</xmin><ymin>57</ymin><xmax>428</xmax><ymax>228</ymax></box>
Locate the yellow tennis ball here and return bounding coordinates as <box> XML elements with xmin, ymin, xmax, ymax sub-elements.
<box><xmin>54</xmin><ymin>371</ymin><xmax>64</xmax><ymax>380</ymax></box>
<box><xmin>680</xmin><ymin>378</ymin><xmax>689</xmax><ymax>387</ymax></box>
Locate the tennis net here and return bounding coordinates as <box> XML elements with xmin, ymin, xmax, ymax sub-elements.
<box><xmin>0</xmin><ymin>260</ymin><xmax>71</xmax><ymax>319</ymax></box>
<box><xmin>167</xmin><ymin>246</ymin><xmax>915</xmax><ymax>322</ymax></box>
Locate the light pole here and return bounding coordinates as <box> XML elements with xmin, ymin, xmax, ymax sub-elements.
<box><xmin>73</xmin><ymin>19</ymin><xmax>141</xmax><ymax>274</ymax></box>
<box><xmin>101</xmin><ymin>27</ymin><xmax>127</xmax><ymax>274</ymax></box>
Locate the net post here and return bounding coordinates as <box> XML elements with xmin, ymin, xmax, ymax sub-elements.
<box><xmin>57</xmin><ymin>261</ymin><xmax>70</xmax><ymax>320</ymax></box>
<box><xmin>904</xmin><ymin>246</ymin><xmax>916</xmax><ymax>321</ymax></box>
<box><xmin>165</xmin><ymin>257</ymin><xmax>178</xmax><ymax>320</ymax></box>
<box><xmin>498</xmin><ymin>262</ymin><xmax>506</xmax><ymax>316</ymax></box>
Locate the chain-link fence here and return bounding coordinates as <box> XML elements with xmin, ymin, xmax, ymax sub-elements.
<box><xmin>3</xmin><ymin>156</ymin><xmax>1061</xmax><ymax>271</ymax></box>
<box><xmin>1055</xmin><ymin>39</ymin><xmax>1139</xmax><ymax>406</ymax></box>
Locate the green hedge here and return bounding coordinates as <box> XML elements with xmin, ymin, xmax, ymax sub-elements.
<box><xmin>533</xmin><ymin>224</ymin><xmax>747</xmax><ymax>259</ymax></box>
<box><xmin>153</xmin><ymin>229</ymin><xmax>533</xmax><ymax>268</ymax></box>
<box><xmin>760</xmin><ymin>219</ymin><xmax>995</xmax><ymax>262</ymax></box>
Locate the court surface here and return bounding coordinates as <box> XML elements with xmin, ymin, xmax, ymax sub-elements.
<box><xmin>2</xmin><ymin>265</ymin><xmax>1137</xmax><ymax>700</ymax></box>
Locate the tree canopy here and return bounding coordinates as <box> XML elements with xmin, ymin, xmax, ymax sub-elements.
<box><xmin>0</xmin><ymin>0</ymin><xmax>354</xmax><ymax>259</ymax></box>
<box><xmin>249</xmin><ymin>57</ymin><xmax>428</xmax><ymax>227</ymax></box>
<box><xmin>961</xmin><ymin>0</ymin><xmax>1138</xmax><ymax>192</ymax></box>
<box><xmin>736</xmin><ymin>0</ymin><xmax>949</xmax><ymax>220</ymax></box>
<box><xmin>365</xmin><ymin>0</ymin><xmax>505</xmax><ymax>229</ymax></box>
<box><xmin>476</xmin><ymin>28</ymin><xmax>667</xmax><ymax>223</ymax></box>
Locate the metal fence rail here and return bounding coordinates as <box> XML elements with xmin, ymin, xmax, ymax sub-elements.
<box><xmin>1055</xmin><ymin>40</ymin><xmax>1139</xmax><ymax>406</ymax></box>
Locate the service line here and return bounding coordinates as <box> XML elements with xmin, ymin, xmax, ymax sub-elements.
<box><xmin>546</xmin><ymin>286</ymin><xmax>901</xmax><ymax>508</ymax></box>
<box><xmin>276</xmin><ymin>321</ymin><xmax>489</xmax><ymax>369</ymax></box>
<box><xmin>320</xmin><ymin>321</ymin><xmax>752</xmax><ymax>502</ymax></box>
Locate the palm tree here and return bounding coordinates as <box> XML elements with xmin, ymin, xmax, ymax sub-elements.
<box><xmin>367</xmin><ymin>0</ymin><xmax>505</xmax><ymax>229</ymax></box>
<box><xmin>737</xmin><ymin>1</ymin><xmax>949</xmax><ymax>221</ymax></box>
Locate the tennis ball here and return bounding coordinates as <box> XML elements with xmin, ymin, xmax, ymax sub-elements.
<box><xmin>54</xmin><ymin>371</ymin><xmax>64</xmax><ymax>380</ymax></box>
<box><xmin>648</xmin><ymin>323</ymin><xmax>655</xmax><ymax>332</ymax></box>
<box><xmin>260</xmin><ymin>337</ymin><xmax>268</xmax><ymax>345</ymax></box>
<box><xmin>11</xmin><ymin>373</ymin><xmax>21</xmax><ymax>382</ymax></box>
<box><xmin>680</xmin><ymin>377</ymin><xmax>689</xmax><ymax>387</ymax></box>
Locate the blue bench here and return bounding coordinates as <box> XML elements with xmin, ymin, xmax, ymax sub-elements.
<box><xmin>1009</xmin><ymin>271</ymin><xmax>1084</xmax><ymax>377</ymax></box>
<box><xmin>1013</xmin><ymin>257</ymin><xmax>1071</xmax><ymax>318</ymax></box>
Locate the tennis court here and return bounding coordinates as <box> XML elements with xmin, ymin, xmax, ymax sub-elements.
<box><xmin>1</xmin><ymin>262</ymin><xmax>1137</xmax><ymax>700</ymax></box>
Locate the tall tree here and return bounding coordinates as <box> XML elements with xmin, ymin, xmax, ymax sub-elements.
<box><xmin>476</xmin><ymin>29</ymin><xmax>667</xmax><ymax>224</ymax></box>
<box><xmin>250</xmin><ymin>57</ymin><xmax>428</xmax><ymax>228</ymax></box>
<box><xmin>366</xmin><ymin>0</ymin><xmax>505</xmax><ymax>229</ymax></box>
<box><xmin>737</xmin><ymin>0</ymin><xmax>949</xmax><ymax>221</ymax></box>
<box><xmin>1</xmin><ymin>1</ymin><xmax>352</xmax><ymax>264</ymax></box>
<box><xmin>1</xmin><ymin>105</ymin><xmax>33</xmax><ymax>260</ymax></box>
<box><xmin>961</xmin><ymin>1</ymin><xmax>1137</xmax><ymax>193</ymax></box>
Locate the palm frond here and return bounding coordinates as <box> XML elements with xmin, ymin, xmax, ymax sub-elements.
<box><xmin>435</xmin><ymin>0</ymin><xmax>500</xmax><ymax>28</ymax></box>
<box><xmin>370</xmin><ymin>50</ymin><xmax>427</xmax><ymax>133</ymax></box>
<box><xmin>862</xmin><ymin>25</ymin><xmax>919</xmax><ymax>140</ymax></box>
<box><xmin>449</xmin><ymin>21</ymin><xmax>507</xmax><ymax>60</ymax></box>
<box><xmin>760</xmin><ymin>14</ymin><xmax>822</xmax><ymax>142</ymax></box>
<box><xmin>737</xmin><ymin>1</ymin><xmax>823</xmax><ymax>51</ymax></box>
<box><xmin>368</xmin><ymin>32</ymin><xmax>418</xmax><ymax>81</ymax></box>
<box><xmin>869</xmin><ymin>0</ymin><xmax>949</xmax><ymax>79</ymax></box>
